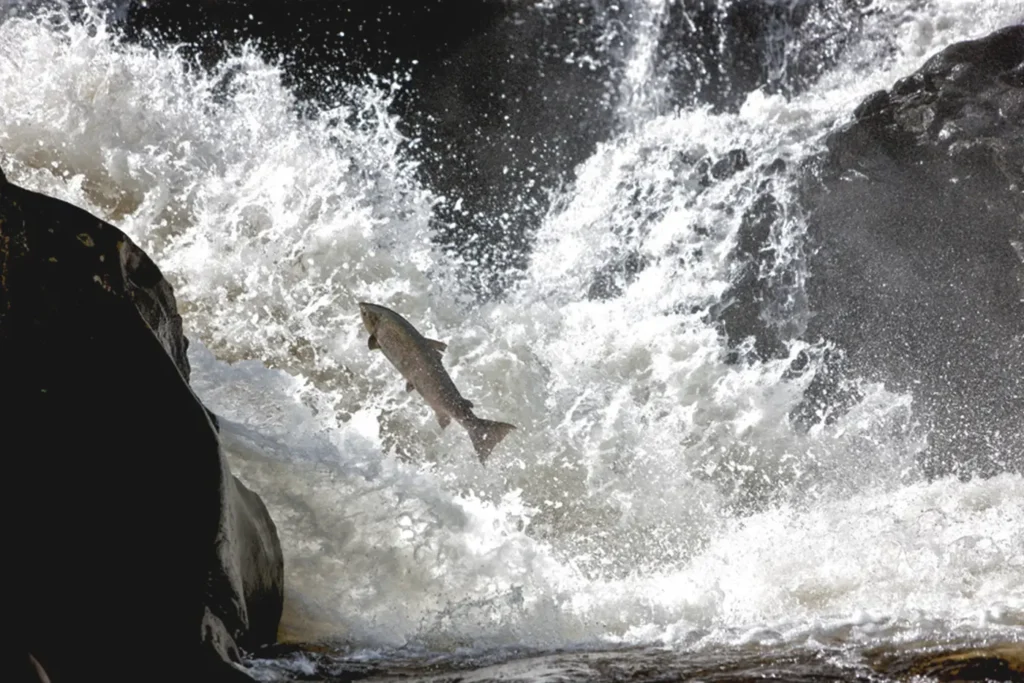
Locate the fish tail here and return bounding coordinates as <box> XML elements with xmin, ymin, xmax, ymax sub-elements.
<box><xmin>465</xmin><ymin>417</ymin><xmax>517</xmax><ymax>464</ymax></box>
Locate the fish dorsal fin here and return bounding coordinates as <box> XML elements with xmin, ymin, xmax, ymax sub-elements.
<box><xmin>427</xmin><ymin>338</ymin><xmax>447</xmax><ymax>354</ymax></box>
<box><xmin>368</xmin><ymin>335</ymin><xmax>380</xmax><ymax>351</ymax></box>
<box><xmin>406</xmin><ymin>381</ymin><xmax>416</xmax><ymax>393</ymax></box>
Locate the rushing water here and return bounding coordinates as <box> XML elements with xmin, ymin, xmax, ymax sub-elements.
<box><xmin>1</xmin><ymin>1</ymin><xmax>1022</xmax><ymax>680</ymax></box>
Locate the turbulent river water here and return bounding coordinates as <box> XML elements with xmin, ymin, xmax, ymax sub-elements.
<box><xmin>1</xmin><ymin>1</ymin><xmax>1022</xmax><ymax>681</ymax></box>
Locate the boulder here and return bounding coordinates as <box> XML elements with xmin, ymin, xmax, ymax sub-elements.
<box><xmin>717</xmin><ymin>24</ymin><xmax>1024</xmax><ymax>478</ymax></box>
<box><xmin>1</xmin><ymin>168</ymin><xmax>283</xmax><ymax>681</ymax></box>
<box><xmin>799</xmin><ymin>23</ymin><xmax>1024</xmax><ymax>478</ymax></box>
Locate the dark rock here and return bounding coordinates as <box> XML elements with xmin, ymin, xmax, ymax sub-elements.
<box><xmin>1</xmin><ymin>170</ymin><xmax>283</xmax><ymax>681</ymax></box>
<box><xmin>587</xmin><ymin>251</ymin><xmax>650</xmax><ymax>300</ymax></box>
<box><xmin>798</xmin><ymin>24</ymin><xmax>1024</xmax><ymax>477</ymax></box>
<box><xmin>785</xmin><ymin>347</ymin><xmax>865</xmax><ymax>431</ymax></box>
<box><xmin>697</xmin><ymin>149</ymin><xmax>751</xmax><ymax>188</ymax></box>
<box><xmin>712</xmin><ymin>24</ymin><xmax>1024</xmax><ymax>478</ymax></box>
<box><xmin>216</xmin><ymin>476</ymin><xmax>286</xmax><ymax>654</ymax></box>
<box><xmin>406</xmin><ymin>1</ymin><xmax>622</xmax><ymax>296</ymax></box>
<box><xmin>713</xmin><ymin>190</ymin><xmax>793</xmax><ymax>362</ymax></box>
<box><xmin>764</xmin><ymin>158</ymin><xmax>788</xmax><ymax>176</ymax></box>
<box><xmin>823</xmin><ymin>24</ymin><xmax>1024</xmax><ymax>175</ymax></box>
<box><xmin>654</xmin><ymin>0</ymin><xmax>871</xmax><ymax>113</ymax></box>
<box><xmin>120</xmin><ymin>1</ymin><xmax>514</xmax><ymax>83</ymax></box>
<box><xmin>710</xmin><ymin>149</ymin><xmax>750</xmax><ymax>181</ymax></box>
<box><xmin>119</xmin><ymin>217</ymin><xmax>192</xmax><ymax>376</ymax></box>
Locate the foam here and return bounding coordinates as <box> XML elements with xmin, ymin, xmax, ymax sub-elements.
<box><xmin>2</xmin><ymin>0</ymin><xmax>1021</xmax><ymax>655</ymax></box>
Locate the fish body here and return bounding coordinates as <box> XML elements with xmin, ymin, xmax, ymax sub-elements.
<box><xmin>358</xmin><ymin>302</ymin><xmax>516</xmax><ymax>462</ymax></box>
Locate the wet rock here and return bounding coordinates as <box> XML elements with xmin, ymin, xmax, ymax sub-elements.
<box><xmin>713</xmin><ymin>190</ymin><xmax>793</xmax><ymax>361</ymax></box>
<box><xmin>587</xmin><ymin>251</ymin><xmax>650</xmax><ymax>300</ymax></box>
<box><xmin>121</xmin><ymin>1</ymin><xmax>514</xmax><ymax>82</ymax></box>
<box><xmin>1</xmin><ymin>169</ymin><xmax>283</xmax><ymax>682</ymax></box>
<box><xmin>654</xmin><ymin>0</ymin><xmax>871</xmax><ymax>112</ymax></box>
<box><xmin>710</xmin><ymin>149</ymin><xmax>750</xmax><ymax>181</ymax></box>
<box><xmin>409</xmin><ymin>0</ymin><xmax>622</xmax><ymax>295</ymax></box>
<box><xmin>799</xmin><ymin>24</ymin><xmax>1024</xmax><ymax>477</ymax></box>
<box><xmin>867</xmin><ymin>643</ymin><xmax>1024</xmax><ymax>682</ymax></box>
<box><xmin>713</xmin><ymin>155</ymin><xmax>798</xmax><ymax>360</ymax></box>
<box><xmin>785</xmin><ymin>347</ymin><xmax>865</xmax><ymax>431</ymax></box>
<box><xmin>697</xmin><ymin>148</ymin><xmax>751</xmax><ymax>188</ymax></box>
<box><xmin>824</xmin><ymin>25</ymin><xmax>1024</xmax><ymax>175</ymax></box>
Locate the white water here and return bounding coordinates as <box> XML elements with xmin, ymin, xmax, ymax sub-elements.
<box><xmin>1</xmin><ymin>0</ymin><xmax>1021</xmax><ymax>657</ymax></box>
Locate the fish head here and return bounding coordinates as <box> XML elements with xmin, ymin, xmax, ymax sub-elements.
<box><xmin>358</xmin><ymin>301</ymin><xmax>385</xmax><ymax>334</ymax></box>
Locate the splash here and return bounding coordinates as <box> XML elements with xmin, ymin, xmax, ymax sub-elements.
<box><xmin>1</xmin><ymin>0</ymin><xmax>1021</xmax><ymax>655</ymax></box>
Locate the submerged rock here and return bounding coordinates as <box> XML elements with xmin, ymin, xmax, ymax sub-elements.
<box><xmin>799</xmin><ymin>24</ymin><xmax>1024</xmax><ymax>477</ymax></box>
<box><xmin>0</xmin><ymin>168</ymin><xmax>283</xmax><ymax>681</ymax></box>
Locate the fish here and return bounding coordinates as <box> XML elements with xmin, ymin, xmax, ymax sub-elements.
<box><xmin>358</xmin><ymin>302</ymin><xmax>517</xmax><ymax>463</ymax></box>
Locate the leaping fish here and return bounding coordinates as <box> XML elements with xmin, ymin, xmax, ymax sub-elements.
<box><xmin>359</xmin><ymin>302</ymin><xmax>517</xmax><ymax>463</ymax></box>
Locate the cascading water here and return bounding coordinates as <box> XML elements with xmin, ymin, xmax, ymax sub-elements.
<box><xmin>2</xmin><ymin>0</ymin><xmax>1021</xmax><ymax>679</ymax></box>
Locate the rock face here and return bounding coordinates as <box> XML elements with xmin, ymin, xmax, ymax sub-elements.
<box><xmin>653</xmin><ymin>0</ymin><xmax>870</xmax><ymax>113</ymax></box>
<box><xmin>725</xmin><ymin>23</ymin><xmax>1024</xmax><ymax>478</ymax></box>
<box><xmin>1</xmin><ymin>168</ymin><xmax>284</xmax><ymax>681</ymax></box>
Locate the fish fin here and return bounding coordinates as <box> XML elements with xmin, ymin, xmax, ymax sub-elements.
<box><xmin>466</xmin><ymin>417</ymin><xmax>517</xmax><ymax>464</ymax></box>
<box><xmin>437</xmin><ymin>412</ymin><xmax>452</xmax><ymax>429</ymax></box>
<box><xmin>427</xmin><ymin>338</ymin><xmax>448</xmax><ymax>354</ymax></box>
<box><xmin>368</xmin><ymin>335</ymin><xmax>380</xmax><ymax>351</ymax></box>
<box><xmin>406</xmin><ymin>381</ymin><xmax>416</xmax><ymax>393</ymax></box>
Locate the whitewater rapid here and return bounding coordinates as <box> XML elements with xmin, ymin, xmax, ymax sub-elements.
<box><xmin>1</xmin><ymin>0</ymin><xmax>1021</xmax><ymax>656</ymax></box>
